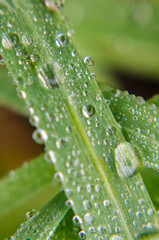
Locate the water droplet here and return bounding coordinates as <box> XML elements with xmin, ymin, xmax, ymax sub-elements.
<box><xmin>115</xmin><ymin>142</ymin><xmax>142</xmax><ymax>180</ymax></box>
<box><xmin>30</xmin><ymin>53</ymin><xmax>39</xmax><ymax>63</ymax></box>
<box><xmin>72</xmin><ymin>215</ymin><xmax>82</xmax><ymax>225</ymax></box>
<box><xmin>45</xmin><ymin>150</ymin><xmax>56</xmax><ymax>164</ymax></box>
<box><xmin>109</xmin><ymin>235</ymin><xmax>124</xmax><ymax>240</ymax></box>
<box><xmin>44</xmin><ymin>0</ymin><xmax>65</xmax><ymax>11</ymax></box>
<box><xmin>103</xmin><ymin>199</ymin><xmax>111</xmax><ymax>208</ymax></box>
<box><xmin>38</xmin><ymin>63</ymin><xmax>59</xmax><ymax>89</ymax></box>
<box><xmin>65</xmin><ymin>199</ymin><xmax>74</xmax><ymax>207</ymax></box>
<box><xmin>22</xmin><ymin>34</ymin><xmax>33</xmax><ymax>46</ymax></box>
<box><xmin>32</xmin><ymin>129</ymin><xmax>48</xmax><ymax>144</ymax></box>
<box><xmin>82</xmin><ymin>105</ymin><xmax>95</xmax><ymax>118</ymax></box>
<box><xmin>106</xmin><ymin>126</ymin><xmax>116</xmax><ymax>136</ymax></box>
<box><xmin>54</xmin><ymin>172</ymin><xmax>64</xmax><ymax>183</ymax></box>
<box><xmin>98</xmin><ymin>226</ymin><xmax>106</xmax><ymax>234</ymax></box>
<box><xmin>55</xmin><ymin>33</ymin><xmax>69</xmax><ymax>47</ymax></box>
<box><xmin>56</xmin><ymin>138</ymin><xmax>66</xmax><ymax>149</ymax></box>
<box><xmin>83</xmin><ymin>200</ymin><xmax>92</xmax><ymax>210</ymax></box>
<box><xmin>2</xmin><ymin>32</ymin><xmax>19</xmax><ymax>49</ymax></box>
<box><xmin>29</xmin><ymin>115</ymin><xmax>39</xmax><ymax>127</ymax></box>
<box><xmin>17</xmin><ymin>90</ymin><xmax>27</xmax><ymax>99</ymax></box>
<box><xmin>148</xmin><ymin>209</ymin><xmax>154</xmax><ymax>216</ymax></box>
<box><xmin>84</xmin><ymin>213</ymin><xmax>94</xmax><ymax>224</ymax></box>
<box><xmin>84</xmin><ymin>56</ymin><xmax>94</xmax><ymax>67</ymax></box>
<box><xmin>25</xmin><ymin>209</ymin><xmax>38</xmax><ymax>219</ymax></box>
<box><xmin>78</xmin><ymin>230</ymin><xmax>86</xmax><ymax>239</ymax></box>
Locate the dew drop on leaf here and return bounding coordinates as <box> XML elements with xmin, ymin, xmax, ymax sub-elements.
<box><xmin>56</xmin><ymin>138</ymin><xmax>66</xmax><ymax>149</ymax></box>
<box><xmin>84</xmin><ymin>213</ymin><xmax>94</xmax><ymax>224</ymax></box>
<box><xmin>109</xmin><ymin>235</ymin><xmax>124</xmax><ymax>240</ymax></box>
<box><xmin>55</xmin><ymin>33</ymin><xmax>69</xmax><ymax>47</ymax></box>
<box><xmin>38</xmin><ymin>63</ymin><xmax>59</xmax><ymax>89</ymax></box>
<box><xmin>82</xmin><ymin>105</ymin><xmax>95</xmax><ymax>118</ymax></box>
<box><xmin>84</xmin><ymin>56</ymin><xmax>94</xmax><ymax>67</ymax></box>
<box><xmin>25</xmin><ymin>209</ymin><xmax>38</xmax><ymax>219</ymax></box>
<box><xmin>45</xmin><ymin>150</ymin><xmax>57</xmax><ymax>164</ymax></box>
<box><xmin>106</xmin><ymin>126</ymin><xmax>116</xmax><ymax>136</ymax></box>
<box><xmin>54</xmin><ymin>172</ymin><xmax>64</xmax><ymax>183</ymax></box>
<box><xmin>2</xmin><ymin>32</ymin><xmax>19</xmax><ymax>49</ymax></box>
<box><xmin>115</xmin><ymin>142</ymin><xmax>142</xmax><ymax>180</ymax></box>
<box><xmin>72</xmin><ymin>215</ymin><xmax>82</xmax><ymax>225</ymax></box>
<box><xmin>44</xmin><ymin>0</ymin><xmax>65</xmax><ymax>11</ymax></box>
<box><xmin>83</xmin><ymin>200</ymin><xmax>92</xmax><ymax>210</ymax></box>
<box><xmin>17</xmin><ymin>90</ymin><xmax>27</xmax><ymax>99</ymax></box>
<box><xmin>29</xmin><ymin>115</ymin><xmax>40</xmax><ymax>127</ymax></box>
<box><xmin>65</xmin><ymin>199</ymin><xmax>74</xmax><ymax>207</ymax></box>
<box><xmin>32</xmin><ymin>129</ymin><xmax>48</xmax><ymax>144</ymax></box>
<box><xmin>78</xmin><ymin>230</ymin><xmax>86</xmax><ymax>239</ymax></box>
<box><xmin>21</xmin><ymin>34</ymin><xmax>33</xmax><ymax>46</ymax></box>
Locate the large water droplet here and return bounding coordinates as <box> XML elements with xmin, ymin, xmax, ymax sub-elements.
<box><xmin>115</xmin><ymin>142</ymin><xmax>142</xmax><ymax>180</ymax></box>
<box><xmin>55</xmin><ymin>33</ymin><xmax>69</xmax><ymax>47</ymax></box>
<box><xmin>38</xmin><ymin>63</ymin><xmax>59</xmax><ymax>89</ymax></box>
<box><xmin>2</xmin><ymin>32</ymin><xmax>19</xmax><ymax>49</ymax></box>
<box><xmin>84</xmin><ymin>56</ymin><xmax>94</xmax><ymax>67</ymax></box>
<box><xmin>32</xmin><ymin>129</ymin><xmax>48</xmax><ymax>144</ymax></box>
<box><xmin>82</xmin><ymin>105</ymin><xmax>95</xmax><ymax>118</ymax></box>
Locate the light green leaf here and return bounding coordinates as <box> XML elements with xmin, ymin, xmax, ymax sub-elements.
<box><xmin>1</xmin><ymin>1</ymin><xmax>159</xmax><ymax>239</ymax></box>
<box><xmin>10</xmin><ymin>191</ymin><xmax>69</xmax><ymax>239</ymax></box>
<box><xmin>103</xmin><ymin>89</ymin><xmax>159</xmax><ymax>172</ymax></box>
<box><xmin>0</xmin><ymin>154</ymin><xmax>56</xmax><ymax>218</ymax></box>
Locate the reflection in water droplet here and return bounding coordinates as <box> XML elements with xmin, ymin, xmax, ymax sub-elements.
<box><xmin>84</xmin><ymin>56</ymin><xmax>94</xmax><ymax>67</ymax></box>
<box><xmin>56</xmin><ymin>33</ymin><xmax>69</xmax><ymax>47</ymax></box>
<box><xmin>82</xmin><ymin>105</ymin><xmax>95</xmax><ymax>118</ymax></box>
<box><xmin>2</xmin><ymin>33</ymin><xmax>19</xmax><ymax>49</ymax></box>
<box><xmin>115</xmin><ymin>142</ymin><xmax>142</xmax><ymax>180</ymax></box>
<box><xmin>38</xmin><ymin>63</ymin><xmax>59</xmax><ymax>89</ymax></box>
<box><xmin>32</xmin><ymin>129</ymin><xmax>48</xmax><ymax>144</ymax></box>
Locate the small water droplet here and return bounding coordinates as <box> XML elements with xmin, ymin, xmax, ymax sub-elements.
<box><xmin>56</xmin><ymin>33</ymin><xmax>69</xmax><ymax>47</ymax></box>
<box><xmin>22</xmin><ymin>34</ymin><xmax>33</xmax><ymax>46</ymax></box>
<box><xmin>84</xmin><ymin>56</ymin><xmax>94</xmax><ymax>67</ymax></box>
<box><xmin>103</xmin><ymin>199</ymin><xmax>111</xmax><ymax>208</ymax></box>
<box><xmin>78</xmin><ymin>230</ymin><xmax>86</xmax><ymax>239</ymax></box>
<box><xmin>109</xmin><ymin>235</ymin><xmax>124</xmax><ymax>240</ymax></box>
<box><xmin>44</xmin><ymin>0</ymin><xmax>65</xmax><ymax>11</ymax></box>
<box><xmin>106</xmin><ymin>126</ymin><xmax>116</xmax><ymax>136</ymax></box>
<box><xmin>82</xmin><ymin>105</ymin><xmax>95</xmax><ymax>118</ymax></box>
<box><xmin>32</xmin><ymin>129</ymin><xmax>48</xmax><ymax>144</ymax></box>
<box><xmin>29</xmin><ymin>115</ymin><xmax>39</xmax><ymax>127</ymax></box>
<box><xmin>25</xmin><ymin>209</ymin><xmax>38</xmax><ymax>219</ymax></box>
<box><xmin>83</xmin><ymin>200</ymin><xmax>92</xmax><ymax>210</ymax></box>
<box><xmin>72</xmin><ymin>215</ymin><xmax>82</xmax><ymax>225</ymax></box>
<box><xmin>54</xmin><ymin>172</ymin><xmax>64</xmax><ymax>183</ymax></box>
<box><xmin>56</xmin><ymin>138</ymin><xmax>66</xmax><ymax>149</ymax></box>
<box><xmin>84</xmin><ymin>213</ymin><xmax>94</xmax><ymax>224</ymax></box>
<box><xmin>65</xmin><ymin>199</ymin><xmax>74</xmax><ymax>207</ymax></box>
<box><xmin>18</xmin><ymin>90</ymin><xmax>27</xmax><ymax>99</ymax></box>
<box><xmin>2</xmin><ymin>32</ymin><xmax>19</xmax><ymax>49</ymax></box>
<box><xmin>45</xmin><ymin>150</ymin><xmax>56</xmax><ymax>164</ymax></box>
<box><xmin>38</xmin><ymin>63</ymin><xmax>59</xmax><ymax>89</ymax></box>
<box><xmin>115</xmin><ymin>142</ymin><xmax>142</xmax><ymax>180</ymax></box>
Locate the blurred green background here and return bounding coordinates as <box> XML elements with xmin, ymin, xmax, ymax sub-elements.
<box><xmin>0</xmin><ymin>0</ymin><xmax>159</xmax><ymax>238</ymax></box>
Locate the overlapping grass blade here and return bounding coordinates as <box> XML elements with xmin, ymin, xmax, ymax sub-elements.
<box><xmin>1</xmin><ymin>1</ymin><xmax>159</xmax><ymax>239</ymax></box>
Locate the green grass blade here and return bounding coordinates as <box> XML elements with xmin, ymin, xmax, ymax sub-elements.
<box><xmin>1</xmin><ymin>1</ymin><xmax>159</xmax><ymax>239</ymax></box>
<box><xmin>103</xmin><ymin>89</ymin><xmax>159</xmax><ymax>172</ymax></box>
<box><xmin>0</xmin><ymin>154</ymin><xmax>55</xmax><ymax>218</ymax></box>
<box><xmin>10</xmin><ymin>191</ymin><xmax>68</xmax><ymax>240</ymax></box>
<box><xmin>148</xmin><ymin>95</ymin><xmax>159</xmax><ymax>107</ymax></box>
<box><xmin>0</xmin><ymin>65</ymin><xmax>25</xmax><ymax>114</ymax></box>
